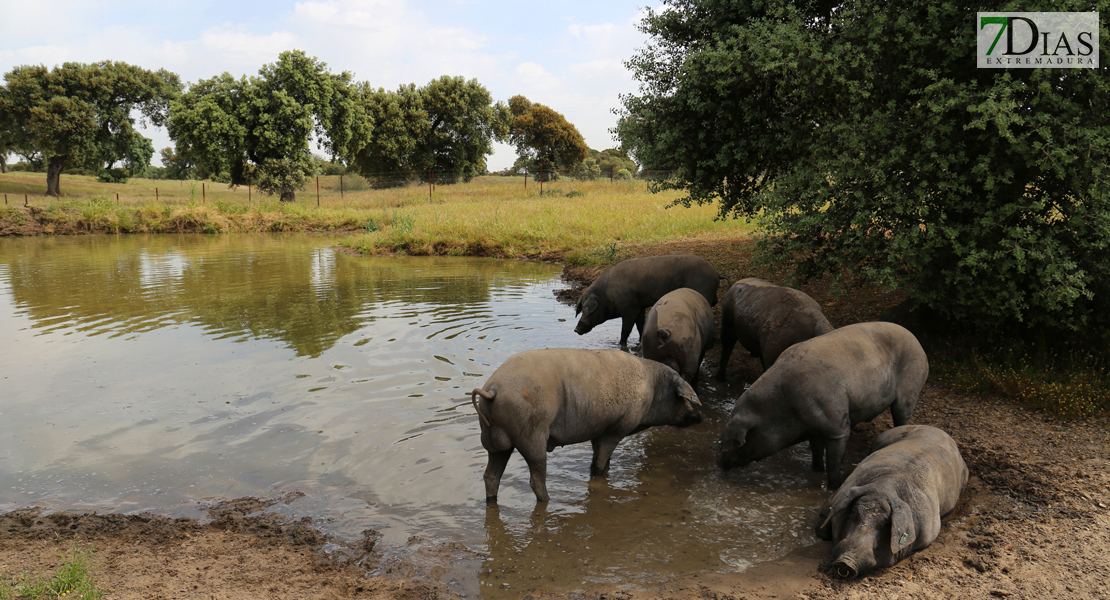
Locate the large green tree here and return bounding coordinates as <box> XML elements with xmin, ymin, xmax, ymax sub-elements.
<box><xmin>618</xmin><ymin>0</ymin><xmax>1110</xmax><ymax>333</ymax></box>
<box><xmin>168</xmin><ymin>50</ymin><xmax>367</xmax><ymax>201</ymax></box>
<box><xmin>509</xmin><ymin>95</ymin><xmax>589</xmax><ymax>180</ymax></box>
<box><xmin>348</xmin><ymin>76</ymin><xmax>509</xmax><ymax>184</ymax></box>
<box><xmin>0</xmin><ymin>61</ymin><xmax>180</xmax><ymax>195</ymax></box>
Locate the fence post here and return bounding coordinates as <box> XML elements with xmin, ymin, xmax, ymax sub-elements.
<box><xmin>428</xmin><ymin>169</ymin><xmax>432</xmax><ymax>199</ymax></box>
<box><xmin>524</xmin><ymin>168</ymin><xmax>527</xmax><ymax>190</ymax></box>
<box><xmin>248</xmin><ymin>183</ymin><xmax>251</xmax><ymax>203</ymax></box>
<box><xmin>317</xmin><ymin>176</ymin><xmax>320</xmax><ymax>207</ymax></box>
<box><xmin>4</xmin><ymin>194</ymin><xmax>7</xmax><ymax>205</ymax></box>
<box><xmin>156</xmin><ymin>187</ymin><xmax>159</xmax><ymax>202</ymax></box>
<box><xmin>611</xmin><ymin>166</ymin><xmax>614</xmax><ymax>183</ymax></box>
<box><xmin>340</xmin><ymin>174</ymin><xmax>344</xmax><ymax>197</ymax></box>
<box><xmin>25</xmin><ymin>194</ymin><xmax>28</xmax><ymax>206</ymax></box>
<box><xmin>539</xmin><ymin>164</ymin><xmax>543</xmax><ymax>195</ymax></box>
<box><xmin>202</xmin><ymin>182</ymin><xmax>206</xmax><ymax>203</ymax></box>
<box><xmin>116</xmin><ymin>192</ymin><xmax>119</xmax><ymax>201</ymax></box>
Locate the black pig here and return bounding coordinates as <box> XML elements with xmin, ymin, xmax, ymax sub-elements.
<box><xmin>816</xmin><ymin>425</ymin><xmax>968</xmax><ymax>578</ymax></box>
<box><xmin>574</xmin><ymin>254</ymin><xmax>720</xmax><ymax>346</ymax></box>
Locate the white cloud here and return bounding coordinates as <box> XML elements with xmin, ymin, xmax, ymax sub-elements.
<box><xmin>199</xmin><ymin>27</ymin><xmax>302</xmax><ymax>65</ymax></box>
<box><xmin>1</xmin><ymin>1</ymin><xmax>664</xmax><ymax>169</ymax></box>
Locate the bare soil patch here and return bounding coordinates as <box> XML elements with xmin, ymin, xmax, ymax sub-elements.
<box><xmin>3</xmin><ymin>236</ymin><xmax>1108</xmax><ymax>599</ymax></box>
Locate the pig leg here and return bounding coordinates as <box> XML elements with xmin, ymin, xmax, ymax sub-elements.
<box><xmin>590</xmin><ymin>437</ymin><xmax>622</xmax><ymax>477</ymax></box>
<box><xmin>483</xmin><ymin>449</ymin><xmax>514</xmax><ymax>503</ymax></box>
<box><xmin>516</xmin><ymin>439</ymin><xmax>550</xmax><ymax>503</ymax></box>
<box><xmin>717</xmin><ymin>326</ymin><xmax>737</xmax><ymax>381</ymax></box>
<box><xmin>823</xmin><ymin>435</ymin><xmax>849</xmax><ymax>490</ymax></box>
<box><xmin>808</xmin><ymin>436</ymin><xmax>825</xmax><ymax>472</ymax></box>
<box><xmin>619</xmin><ymin>316</ymin><xmax>636</xmax><ymax>346</ymax></box>
<box><xmin>890</xmin><ymin>394</ymin><xmax>916</xmax><ymax>427</ymax></box>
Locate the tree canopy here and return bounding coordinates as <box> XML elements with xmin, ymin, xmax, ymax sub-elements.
<box><xmin>618</xmin><ymin>0</ymin><xmax>1110</xmax><ymax>334</ymax></box>
<box><xmin>509</xmin><ymin>95</ymin><xmax>589</xmax><ymax>179</ymax></box>
<box><xmin>0</xmin><ymin>61</ymin><xmax>181</xmax><ymax>195</ymax></box>
<box><xmin>348</xmin><ymin>76</ymin><xmax>509</xmax><ymax>185</ymax></box>
<box><xmin>167</xmin><ymin>50</ymin><xmax>367</xmax><ymax>201</ymax></box>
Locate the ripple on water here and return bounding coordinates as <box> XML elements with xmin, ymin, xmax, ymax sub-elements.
<box><xmin>0</xmin><ymin>234</ymin><xmax>835</xmax><ymax>597</ymax></box>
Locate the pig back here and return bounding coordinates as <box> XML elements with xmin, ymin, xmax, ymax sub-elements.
<box><xmin>866</xmin><ymin>425</ymin><xmax>968</xmax><ymax>516</ymax></box>
<box><xmin>482</xmin><ymin>349</ymin><xmax>659</xmax><ymax>441</ymax></box>
<box><xmin>728</xmin><ymin>278</ymin><xmax>832</xmax><ymax>366</ymax></box>
<box><xmin>597</xmin><ymin>255</ymin><xmax>720</xmax><ymax>308</ymax></box>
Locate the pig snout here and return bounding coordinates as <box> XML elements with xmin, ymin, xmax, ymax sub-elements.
<box><xmin>675</xmin><ymin>405</ymin><xmax>703</xmax><ymax>428</ymax></box>
<box><xmin>831</xmin><ymin>558</ymin><xmax>860</xmax><ymax>579</ymax></box>
<box><xmin>574</xmin><ymin>319</ymin><xmax>591</xmax><ymax>335</ymax></box>
<box><xmin>716</xmin><ymin>439</ymin><xmax>739</xmax><ymax>470</ymax></box>
<box><xmin>830</xmin><ymin>540</ymin><xmax>876</xmax><ymax>579</ymax></box>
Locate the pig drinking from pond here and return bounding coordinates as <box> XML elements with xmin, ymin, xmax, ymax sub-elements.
<box><xmin>471</xmin><ymin>348</ymin><xmax>703</xmax><ymax>504</ymax></box>
<box><xmin>816</xmin><ymin>425</ymin><xmax>968</xmax><ymax>579</ymax></box>
<box><xmin>642</xmin><ymin>288</ymin><xmax>716</xmax><ymax>386</ymax></box>
<box><xmin>716</xmin><ymin>322</ymin><xmax>928</xmax><ymax>489</ymax></box>
<box><xmin>717</xmin><ymin>278</ymin><xmax>833</xmax><ymax>379</ymax></box>
<box><xmin>574</xmin><ymin>254</ymin><xmax>720</xmax><ymax>346</ymax></box>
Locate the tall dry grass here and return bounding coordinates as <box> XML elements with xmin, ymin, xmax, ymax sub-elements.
<box><xmin>0</xmin><ymin>172</ymin><xmax>754</xmax><ymax>260</ymax></box>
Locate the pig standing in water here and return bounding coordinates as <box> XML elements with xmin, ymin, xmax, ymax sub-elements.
<box><xmin>816</xmin><ymin>425</ymin><xmax>968</xmax><ymax>578</ymax></box>
<box><xmin>716</xmin><ymin>322</ymin><xmax>928</xmax><ymax>489</ymax></box>
<box><xmin>574</xmin><ymin>254</ymin><xmax>720</xmax><ymax>346</ymax></box>
<box><xmin>642</xmin><ymin>288</ymin><xmax>716</xmax><ymax>386</ymax></box>
<box><xmin>717</xmin><ymin>278</ymin><xmax>833</xmax><ymax>378</ymax></box>
<box><xmin>471</xmin><ymin>348</ymin><xmax>703</xmax><ymax>504</ymax></box>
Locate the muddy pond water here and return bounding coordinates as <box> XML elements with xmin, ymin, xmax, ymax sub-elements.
<box><xmin>0</xmin><ymin>234</ymin><xmax>830</xmax><ymax>597</ymax></box>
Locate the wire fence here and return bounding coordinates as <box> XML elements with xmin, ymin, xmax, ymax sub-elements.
<box><xmin>2</xmin><ymin>167</ymin><xmax>679</xmax><ymax>208</ymax></box>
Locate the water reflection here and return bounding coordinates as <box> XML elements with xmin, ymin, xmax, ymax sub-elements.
<box><xmin>2</xmin><ymin>235</ymin><xmax>549</xmax><ymax>357</ymax></box>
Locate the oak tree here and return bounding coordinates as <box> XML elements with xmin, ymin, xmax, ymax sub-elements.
<box><xmin>618</xmin><ymin>0</ymin><xmax>1110</xmax><ymax>333</ymax></box>
<box><xmin>1</xmin><ymin>61</ymin><xmax>180</xmax><ymax>195</ymax></box>
<box><xmin>509</xmin><ymin>95</ymin><xmax>589</xmax><ymax>180</ymax></box>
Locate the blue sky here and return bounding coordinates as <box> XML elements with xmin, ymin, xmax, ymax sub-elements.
<box><xmin>0</xmin><ymin>0</ymin><xmax>661</xmax><ymax>169</ymax></box>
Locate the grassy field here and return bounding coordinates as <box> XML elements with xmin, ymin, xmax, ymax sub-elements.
<box><xmin>0</xmin><ymin>171</ymin><xmax>754</xmax><ymax>262</ymax></box>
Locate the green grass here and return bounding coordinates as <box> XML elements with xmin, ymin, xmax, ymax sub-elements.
<box><xmin>1</xmin><ymin>171</ymin><xmax>755</xmax><ymax>259</ymax></box>
<box><xmin>0</xmin><ymin>545</ymin><xmax>103</xmax><ymax>600</ymax></box>
<box><xmin>933</xmin><ymin>345</ymin><xmax>1110</xmax><ymax>420</ymax></box>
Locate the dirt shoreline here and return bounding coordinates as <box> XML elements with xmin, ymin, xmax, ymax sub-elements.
<box><xmin>3</xmin><ymin>235</ymin><xmax>1109</xmax><ymax>599</ymax></box>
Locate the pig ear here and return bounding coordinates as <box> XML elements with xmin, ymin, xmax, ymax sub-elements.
<box><xmin>657</xmin><ymin>328</ymin><xmax>671</xmax><ymax>343</ymax></box>
<box><xmin>889</xmin><ymin>497</ymin><xmax>917</xmax><ymax>554</ymax></box>
<box><xmin>575</xmin><ymin>297</ymin><xmax>582</xmax><ymax>316</ymax></box>
<box><xmin>675</xmin><ymin>378</ymin><xmax>700</xmax><ymax>406</ymax></box>
<box><xmin>819</xmin><ymin>485</ymin><xmax>869</xmax><ymax>531</ymax></box>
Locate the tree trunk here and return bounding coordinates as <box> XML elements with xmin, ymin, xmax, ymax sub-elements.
<box><xmin>279</xmin><ymin>189</ymin><xmax>296</xmax><ymax>203</ymax></box>
<box><xmin>0</xmin><ymin>154</ymin><xmax>8</xmax><ymax>174</ymax></box>
<box><xmin>46</xmin><ymin>155</ymin><xmax>68</xmax><ymax>197</ymax></box>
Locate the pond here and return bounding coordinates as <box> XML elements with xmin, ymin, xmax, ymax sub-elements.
<box><xmin>0</xmin><ymin>234</ymin><xmax>829</xmax><ymax>598</ymax></box>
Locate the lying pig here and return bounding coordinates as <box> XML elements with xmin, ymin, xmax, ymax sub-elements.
<box><xmin>472</xmin><ymin>348</ymin><xmax>703</xmax><ymax>504</ymax></box>
<box><xmin>717</xmin><ymin>278</ymin><xmax>833</xmax><ymax>378</ymax></box>
<box><xmin>574</xmin><ymin>254</ymin><xmax>720</xmax><ymax>346</ymax></box>
<box><xmin>816</xmin><ymin>425</ymin><xmax>968</xmax><ymax>578</ymax></box>
<box><xmin>716</xmin><ymin>322</ymin><xmax>928</xmax><ymax>489</ymax></box>
<box><xmin>642</xmin><ymin>288</ymin><xmax>716</xmax><ymax>386</ymax></box>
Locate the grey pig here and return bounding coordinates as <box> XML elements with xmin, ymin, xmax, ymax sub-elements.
<box><xmin>716</xmin><ymin>322</ymin><xmax>928</xmax><ymax>489</ymax></box>
<box><xmin>717</xmin><ymin>278</ymin><xmax>833</xmax><ymax>379</ymax></box>
<box><xmin>472</xmin><ymin>348</ymin><xmax>703</xmax><ymax>504</ymax></box>
<box><xmin>574</xmin><ymin>254</ymin><xmax>720</xmax><ymax>346</ymax></box>
<box><xmin>642</xmin><ymin>288</ymin><xmax>716</xmax><ymax>386</ymax></box>
<box><xmin>816</xmin><ymin>425</ymin><xmax>968</xmax><ymax>578</ymax></box>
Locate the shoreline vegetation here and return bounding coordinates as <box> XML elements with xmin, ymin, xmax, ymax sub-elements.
<box><xmin>1</xmin><ymin>170</ymin><xmax>1106</xmax><ymax>420</ymax></box>
<box><xmin>0</xmin><ymin>172</ymin><xmax>753</xmax><ymax>264</ymax></box>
